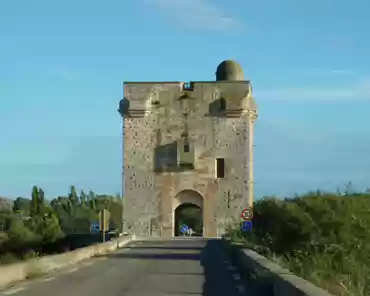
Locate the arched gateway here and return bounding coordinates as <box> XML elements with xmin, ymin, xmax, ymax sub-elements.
<box><xmin>173</xmin><ymin>190</ymin><xmax>203</xmax><ymax>236</ymax></box>
<box><xmin>119</xmin><ymin>60</ymin><xmax>258</xmax><ymax>238</ymax></box>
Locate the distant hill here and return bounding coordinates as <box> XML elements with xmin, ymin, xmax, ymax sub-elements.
<box><xmin>0</xmin><ymin>197</ymin><xmax>13</xmax><ymax>212</ymax></box>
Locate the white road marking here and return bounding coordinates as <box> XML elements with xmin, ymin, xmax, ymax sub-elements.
<box><xmin>3</xmin><ymin>287</ymin><xmax>25</xmax><ymax>295</ymax></box>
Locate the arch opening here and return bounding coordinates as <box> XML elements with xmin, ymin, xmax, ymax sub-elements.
<box><xmin>174</xmin><ymin>203</ymin><xmax>203</xmax><ymax>236</ymax></box>
<box><xmin>173</xmin><ymin>189</ymin><xmax>204</xmax><ymax>237</ymax></box>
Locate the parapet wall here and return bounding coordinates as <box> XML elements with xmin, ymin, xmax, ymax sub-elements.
<box><xmin>0</xmin><ymin>235</ymin><xmax>133</xmax><ymax>289</ymax></box>
<box><xmin>223</xmin><ymin>240</ymin><xmax>334</xmax><ymax>296</ymax></box>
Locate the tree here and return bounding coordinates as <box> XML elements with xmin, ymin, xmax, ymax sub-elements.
<box><xmin>88</xmin><ymin>190</ymin><xmax>95</xmax><ymax>202</ymax></box>
<box><xmin>38</xmin><ymin>188</ymin><xmax>45</xmax><ymax>214</ymax></box>
<box><xmin>90</xmin><ymin>196</ymin><xmax>96</xmax><ymax>210</ymax></box>
<box><xmin>13</xmin><ymin>197</ymin><xmax>31</xmax><ymax>216</ymax></box>
<box><xmin>30</xmin><ymin>186</ymin><xmax>39</xmax><ymax>217</ymax></box>
<box><xmin>7</xmin><ymin>218</ymin><xmax>37</xmax><ymax>244</ymax></box>
<box><xmin>80</xmin><ymin>190</ymin><xmax>87</xmax><ymax>207</ymax></box>
<box><xmin>38</xmin><ymin>210</ymin><xmax>62</xmax><ymax>243</ymax></box>
<box><xmin>68</xmin><ymin>186</ymin><xmax>79</xmax><ymax>206</ymax></box>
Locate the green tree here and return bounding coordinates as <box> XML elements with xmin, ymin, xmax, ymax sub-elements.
<box><xmin>30</xmin><ymin>186</ymin><xmax>39</xmax><ymax>217</ymax></box>
<box><xmin>39</xmin><ymin>210</ymin><xmax>62</xmax><ymax>243</ymax></box>
<box><xmin>88</xmin><ymin>191</ymin><xmax>95</xmax><ymax>203</ymax></box>
<box><xmin>37</xmin><ymin>188</ymin><xmax>45</xmax><ymax>214</ymax></box>
<box><xmin>13</xmin><ymin>197</ymin><xmax>31</xmax><ymax>216</ymax></box>
<box><xmin>68</xmin><ymin>186</ymin><xmax>79</xmax><ymax>206</ymax></box>
<box><xmin>7</xmin><ymin>218</ymin><xmax>37</xmax><ymax>244</ymax></box>
<box><xmin>80</xmin><ymin>190</ymin><xmax>87</xmax><ymax>207</ymax></box>
<box><xmin>90</xmin><ymin>197</ymin><xmax>96</xmax><ymax>210</ymax></box>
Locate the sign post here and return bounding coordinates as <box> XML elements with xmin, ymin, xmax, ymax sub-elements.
<box><xmin>99</xmin><ymin>209</ymin><xmax>110</xmax><ymax>242</ymax></box>
<box><xmin>240</xmin><ymin>207</ymin><xmax>253</xmax><ymax>244</ymax></box>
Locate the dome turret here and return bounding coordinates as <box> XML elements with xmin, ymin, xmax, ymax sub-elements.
<box><xmin>215</xmin><ymin>60</ymin><xmax>244</xmax><ymax>81</ymax></box>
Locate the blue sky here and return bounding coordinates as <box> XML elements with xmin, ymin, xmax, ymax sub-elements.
<box><xmin>1</xmin><ymin>0</ymin><xmax>369</xmax><ymax>199</ymax></box>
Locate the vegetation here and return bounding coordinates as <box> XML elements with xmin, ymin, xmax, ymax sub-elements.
<box><xmin>0</xmin><ymin>186</ymin><xmax>122</xmax><ymax>264</ymax></box>
<box><xmin>2</xmin><ymin>183</ymin><xmax>369</xmax><ymax>296</ymax></box>
<box><xmin>228</xmin><ymin>186</ymin><xmax>370</xmax><ymax>296</ymax></box>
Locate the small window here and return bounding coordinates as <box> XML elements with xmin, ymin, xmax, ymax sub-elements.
<box><xmin>220</xmin><ymin>98</ymin><xmax>226</xmax><ymax>110</ymax></box>
<box><xmin>184</xmin><ymin>142</ymin><xmax>190</xmax><ymax>153</ymax></box>
<box><xmin>216</xmin><ymin>158</ymin><xmax>225</xmax><ymax>178</ymax></box>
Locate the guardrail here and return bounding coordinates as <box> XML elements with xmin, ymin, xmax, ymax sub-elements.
<box><xmin>0</xmin><ymin>235</ymin><xmax>133</xmax><ymax>289</ymax></box>
<box><xmin>223</xmin><ymin>240</ymin><xmax>334</xmax><ymax>296</ymax></box>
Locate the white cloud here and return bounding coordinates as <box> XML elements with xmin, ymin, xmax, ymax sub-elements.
<box><xmin>147</xmin><ymin>0</ymin><xmax>237</xmax><ymax>31</ymax></box>
<box><xmin>254</xmin><ymin>77</ymin><xmax>370</xmax><ymax>101</ymax></box>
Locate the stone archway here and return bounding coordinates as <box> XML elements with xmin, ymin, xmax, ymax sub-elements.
<box><xmin>173</xmin><ymin>190</ymin><xmax>203</xmax><ymax>237</ymax></box>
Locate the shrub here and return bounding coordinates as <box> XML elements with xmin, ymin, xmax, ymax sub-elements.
<box><xmin>229</xmin><ymin>191</ymin><xmax>370</xmax><ymax>296</ymax></box>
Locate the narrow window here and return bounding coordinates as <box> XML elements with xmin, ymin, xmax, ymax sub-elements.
<box><xmin>216</xmin><ymin>158</ymin><xmax>225</xmax><ymax>178</ymax></box>
<box><xmin>220</xmin><ymin>98</ymin><xmax>226</xmax><ymax>111</ymax></box>
<box><xmin>184</xmin><ymin>141</ymin><xmax>190</xmax><ymax>153</ymax></box>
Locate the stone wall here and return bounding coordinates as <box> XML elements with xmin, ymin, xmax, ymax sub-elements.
<box><xmin>223</xmin><ymin>241</ymin><xmax>334</xmax><ymax>296</ymax></box>
<box><xmin>121</xmin><ymin>81</ymin><xmax>257</xmax><ymax>238</ymax></box>
<box><xmin>0</xmin><ymin>235</ymin><xmax>133</xmax><ymax>289</ymax></box>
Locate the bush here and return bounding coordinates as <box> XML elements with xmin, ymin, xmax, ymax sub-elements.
<box><xmin>228</xmin><ymin>191</ymin><xmax>370</xmax><ymax>296</ymax></box>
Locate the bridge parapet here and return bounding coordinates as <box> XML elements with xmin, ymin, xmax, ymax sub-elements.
<box><xmin>0</xmin><ymin>235</ymin><xmax>134</xmax><ymax>289</ymax></box>
<box><xmin>223</xmin><ymin>240</ymin><xmax>334</xmax><ymax>296</ymax></box>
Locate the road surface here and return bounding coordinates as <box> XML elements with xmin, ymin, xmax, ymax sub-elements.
<box><xmin>0</xmin><ymin>239</ymin><xmax>269</xmax><ymax>296</ymax></box>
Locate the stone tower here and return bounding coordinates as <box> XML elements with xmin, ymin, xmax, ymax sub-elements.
<box><xmin>118</xmin><ymin>60</ymin><xmax>257</xmax><ymax>238</ymax></box>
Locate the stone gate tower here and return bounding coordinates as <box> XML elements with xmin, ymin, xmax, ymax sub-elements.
<box><xmin>118</xmin><ymin>60</ymin><xmax>257</xmax><ymax>238</ymax></box>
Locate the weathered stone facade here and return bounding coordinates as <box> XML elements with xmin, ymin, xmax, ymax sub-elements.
<box><xmin>118</xmin><ymin>60</ymin><xmax>257</xmax><ymax>238</ymax></box>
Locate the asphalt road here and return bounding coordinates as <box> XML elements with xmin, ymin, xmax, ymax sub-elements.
<box><xmin>0</xmin><ymin>239</ymin><xmax>270</xmax><ymax>296</ymax></box>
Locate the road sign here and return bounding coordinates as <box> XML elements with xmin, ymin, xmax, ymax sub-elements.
<box><xmin>90</xmin><ymin>221</ymin><xmax>99</xmax><ymax>233</ymax></box>
<box><xmin>240</xmin><ymin>221</ymin><xmax>253</xmax><ymax>232</ymax></box>
<box><xmin>241</xmin><ymin>208</ymin><xmax>253</xmax><ymax>221</ymax></box>
<box><xmin>180</xmin><ymin>224</ymin><xmax>189</xmax><ymax>234</ymax></box>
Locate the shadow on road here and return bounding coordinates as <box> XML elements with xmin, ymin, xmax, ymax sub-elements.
<box><xmin>108</xmin><ymin>239</ymin><xmax>273</xmax><ymax>295</ymax></box>
<box><xmin>110</xmin><ymin>252</ymin><xmax>201</xmax><ymax>260</ymax></box>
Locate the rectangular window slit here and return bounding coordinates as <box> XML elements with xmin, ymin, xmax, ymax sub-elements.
<box><xmin>184</xmin><ymin>142</ymin><xmax>190</xmax><ymax>152</ymax></box>
<box><xmin>216</xmin><ymin>158</ymin><xmax>225</xmax><ymax>178</ymax></box>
